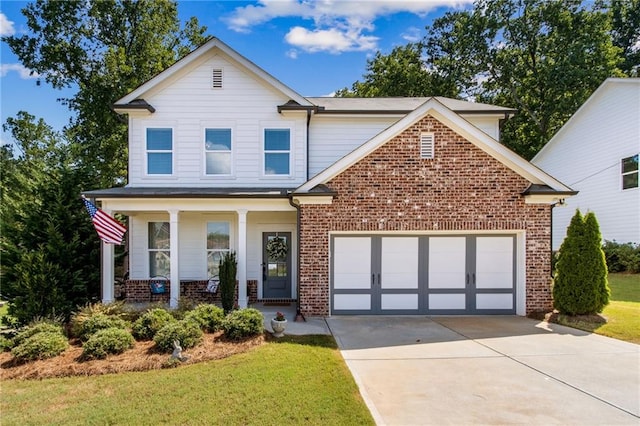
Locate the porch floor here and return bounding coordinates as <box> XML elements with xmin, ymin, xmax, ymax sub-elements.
<box><xmin>251</xmin><ymin>302</ymin><xmax>331</xmax><ymax>336</ymax></box>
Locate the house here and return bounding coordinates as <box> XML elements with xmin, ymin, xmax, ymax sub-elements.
<box><xmin>532</xmin><ymin>78</ymin><xmax>640</xmax><ymax>250</ymax></box>
<box><xmin>84</xmin><ymin>37</ymin><xmax>575</xmax><ymax>317</ymax></box>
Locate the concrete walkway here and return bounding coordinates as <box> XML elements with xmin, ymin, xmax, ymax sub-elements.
<box><xmin>326</xmin><ymin>316</ymin><xmax>640</xmax><ymax>426</ymax></box>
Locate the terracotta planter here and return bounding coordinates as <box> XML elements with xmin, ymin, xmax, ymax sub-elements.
<box><xmin>270</xmin><ymin>318</ymin><xmax>287</xmax><ymax>337</ymax></box>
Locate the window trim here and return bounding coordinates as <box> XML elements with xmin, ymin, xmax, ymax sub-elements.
<box><xmin>203</xmin><ymin>127</ymin><xmax>233</xmax><ymax>176</ymax></box>
<box><xmin>621</xmin><ymin>154</ymin><xmax>639</xmax><ymax>190</ymax></box>
<box><xmin>262</xmin><ymin>127</ymin><xmax>292</xmax><ymax>177</ymax></box>
<box><xmin>145</xmin><ymin>127</ymin><xmax>174</xmax><ymax>176</ymax></box>
<box><xmin>148</xmin><ymin>221</ymin><xmax>170</xmax><ymax>277</ymax></box>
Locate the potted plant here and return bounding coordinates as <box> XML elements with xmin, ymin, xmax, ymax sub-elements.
<box><xmin>270</xmin><ymin>311</ymin><xmax>287</xmax><ymax>337</ymax></box>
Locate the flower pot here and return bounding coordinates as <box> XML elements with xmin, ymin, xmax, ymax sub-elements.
<box><xmin>270</xmin><ymin>318</ymin><xmax>287</xmax><ymax>337</ymax></box>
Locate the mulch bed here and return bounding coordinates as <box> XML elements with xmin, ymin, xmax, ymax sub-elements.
<box><xmin>0</xmin><ymin>331</ymin><xmax>265</xmax><ymax>380</ymax></box>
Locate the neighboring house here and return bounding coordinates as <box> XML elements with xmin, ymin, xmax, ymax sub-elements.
<box><xmin>84</xmin><ymin>37</ymin><xmax>575</xmax><ymax>317</ymax></box>
<box><xmin>532</xmin><ymin>78</ymin><xmax>640</xmax><ymax>250</ymax></box>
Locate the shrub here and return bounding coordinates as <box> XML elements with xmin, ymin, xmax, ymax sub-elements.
<box><xmin>70</xmin><ymin>302</ymin><xmax>128</xmax><ymax>337</ymax></box>
<box><xmin>132</xmin><ymin>308</ymin><xmax>176</xmax><ymax>341</ymax></box>
<box><xmin>77</xmin><ymin>313</ymin><xmax>129</xmax><ymax>341</ymax></box>
<box><xmin>222</xmin><ymin>308</ymin><xmax>263</xmax><ymax>340</ymax></box>
<box><xmin>153</xmin><ymin>320</ymin><xmax>203</xmax><ymax>353</ymax></box>
<box><xmin>602</xmin><ymin>240</ymin><xmax>640</xmax><ymax>273</ymax></box>
<box><xmin>11</xmin><ymin>331</ymin><xmax>68</xmax><ymax>362</ymax></box>
<box><xmin>219</xmin><ymin>251</ymin><xmax>237</xmax><ymax>314</ymax></box>
<box><xmin>0</xmin><ymin>335</ymin><xmax>13</xmax><ymax>352</ymax></box>
<box><xmin>13</xmin><ymin>321</ymin><xmax>65</xmax><ymax>347</ymax></box>
<box><xmin>554</xmin><ymin>210</ymin><xmax>610</xmax><ymax>315</ymax></box>
<box><xmin>82</xmin><ymin>327</ymin><xmax>135</xmax><ymax>360</ymax></box>
<box><xmin>184</xmin><ymin>304</ymin><xmax>225</xmax><ymax>333</ymax></box>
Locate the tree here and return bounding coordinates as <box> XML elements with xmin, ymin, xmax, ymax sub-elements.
<box><xmin>553</xmin><ymin>210</ymin><xmax>610</xmax><ymax>315</ymax></box>
<box><xmin>4</xmin><ymin>0</ymin><xmax>208</xmax><ymax>187</ymax></box>
<box><xmin>1</xmin><ymin>112</ymin><xmax>101</xmax><ymax>324</ymax></box>
<box><xmin>425</xmin><ymin>0</ymin><xmax>624</xmax><ymax>159</ymax></box>
<box><xmin>218</xmin><ymin>252</ymin><xmax>237</xmax><ymax>314</ymax></box>
<box><xmin>336</xmin><ymin>43</ymin><xmax>458</xmax><ymax>98</ymax></box>
<box><xmin>604</xmin><ymin>0</ymin><xmax>640</xmax><ymax>76</ymax></box>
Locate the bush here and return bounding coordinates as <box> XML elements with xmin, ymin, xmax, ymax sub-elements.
<box><xmin>13</xmin><ymin>321</ymin><xmax>65</xmax><ymax>347</ymax></box>
<box><xmin>153</xmin><ymin>320</ymin><xmax>203</xmax><ymax>353</ymax></box>
<box><xmin>11</xmin><ymin>331</ymin><xmax>68</xmax><ymax>362</ymax></box>
<box><xmin>132</xmin><ymin>308</ymin><xmax>176</xmax><ymax>341</ymax></box>
<box><xmin>222</xmin><ymin>308</ymin><xmax>263</xmax><ymax>340</ymax></box>
<box><xmin>184</xmin><ymin>304</ymin><xmax>225</xmax><ymax>333</ymax></box>
<box><xmin>77</xmin><ymin>313</ymin><xmax>128</xmax><ymax>341</ymax></box>
<box><xmin>554</xmin><ymin>210</ymin><xmax>609</xmax><ymax>315</ymax></box>
<box><xmin>219</xmin><ymin>251</ymin><xmax>237</xmax><ymax>314</ymax></box>
<box><xmin>81</xmin><ymin>327</ymin><xmax>135</xmax><ymax>360</ymax></box>
<box><xmin>70</xmin><ymin>302</ymin><xmax>128</xmax><ymax>337</ymax></box>
<box><xmin>602</xmin><ymin>240</ymin><xmax>640</xmax><ymax>273</ymax></box>
<box><xmin>0</xmin><ymin>335</ymin><xmax>13</xmax><ymax>352</ymax></box>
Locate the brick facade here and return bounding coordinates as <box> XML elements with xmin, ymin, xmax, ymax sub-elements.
<box><xmin>121</xmin><ymin>279</ymin><xmax>258</xmax><ymax>306</ymax></box>
<box><xmin>298</xmin><ymin>115</ymin><xmax>552</xmax><ymax>316</ymax></box>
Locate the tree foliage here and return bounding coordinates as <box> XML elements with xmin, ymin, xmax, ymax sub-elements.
<box><xmin>554</xmin><ymin>210</ymin><xmax>610</xmax><ymax>315</ymax></box>
<box><xmin>338</xmin><ymin>0</ymin><xmax>633</xmax><ymax>160</ymax></box>
<box><xmin>4</xmin><ymin>0</ymin><xmax>208</xmax><ymax>187</ymax></box>
<box><xmin>219</xmin><ymin>251</ymin><xmax>238</xmax><ymax>314</ymax></box>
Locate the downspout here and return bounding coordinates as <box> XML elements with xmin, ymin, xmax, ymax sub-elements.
<box><xmin>288</xmin><ymin>195</ymin><xmax>305</xmax><ymax>322</ymax></box>
<box><xmin>550</xmin><ymin>199</ymin><xmax>565</xmax><ymax>278</ymax></box>
<box><xmin>306</xmin><ymin>108</ymin><xmax>312</xmax><ymax>181</ymax></box>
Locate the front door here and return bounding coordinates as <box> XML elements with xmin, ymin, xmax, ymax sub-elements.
<box><xmin>262</xmin><ymin>232</ymin><xmax>292</xmax><ymax>299</ymax></box>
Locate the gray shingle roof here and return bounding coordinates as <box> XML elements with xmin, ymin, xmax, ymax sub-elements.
<box><xmin>305</xmin><ymin>97</ymin><xmax>517</xmax><ymax>114</ymax></box>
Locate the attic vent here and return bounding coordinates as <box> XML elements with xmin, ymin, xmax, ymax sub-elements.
<box><xmin>420</xmin><ymin>133</ymin><xmax>434</xmax><ymax>159</ymax></box>
<box><xmin>212</xmin><ymin>68</ymin><xmax>223</xmax><ymax>88</ymax></box>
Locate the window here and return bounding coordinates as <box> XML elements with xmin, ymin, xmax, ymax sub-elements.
<box><xmin>420</xmin><ymin>133</ymin><xmax>434</xmax><ymax>159</ymax></box>
<box><xmin>622</xmin><ymin>154</ymin><xmax>639</xmax><ymax>190</ymax></box>
<box><xmin>146</xmin><ymin>128</ymin><xmax>172</xmax><ymax>175</ymax></box>
<box><xmin>212</xmin><ymin>68</ymin><xmax>223</xmax><ymax>88</ymax></box>
<box><xmin>205</xmin><ymin>129</ymin><xmax>232</xmax><ymax>175</ymax></box>
<box><xmin>207</xmin><ymin>222</ymin><xmax>230</xmax><ymax>277</ymax></box>
<box><xmin>149</xmin><ymin>222</ymin><xmax>170</xmax><ymax>277</ymax></box>
<box><xmin>264</xmin><ymin>129</ymin><xmax>290</xmax><ymax>175</ymax></box>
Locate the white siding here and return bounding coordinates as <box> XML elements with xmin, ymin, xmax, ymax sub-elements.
<box><xmin>128</xmin><ymin>52</ymin><xmax>307</xmax><ymax>187</ymax></box>
<box><xmin>308</xmin><ymin>116</ymin><xmax>398</xmax><ymax>177</ymax></box>
<box><xmin>533</xmin><ymin>80</ymin><xmax>640</xmax><ymax>248</ymax></box>
<box><xmin>466</xmin><ymin>116</ymin><xmax>500</xmax><ymax>140</ymax></box>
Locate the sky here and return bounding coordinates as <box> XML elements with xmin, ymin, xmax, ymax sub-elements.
<box><xmin>0</xmin><ymin>0</ymin><xmax>474</xmax><ymax>146</ymax></box>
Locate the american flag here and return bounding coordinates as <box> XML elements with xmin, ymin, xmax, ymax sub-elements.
<box><xmin>82</xmin><ymin>197</ymin><xmax>127</xmax><ymax>245</ymax></box>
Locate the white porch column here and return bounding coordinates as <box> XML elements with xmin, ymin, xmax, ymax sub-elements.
<box><xmin>169</xmin><ymin>209</ymin><xmax>180</xmax><ymax>309</ymax></box>
<box><xmin>101</xmin><ymin>238</ymin><xmax>115</xmax><ymax>304</ymax></box>
<box><xmin>237</xmin><ymin>209</ymin><xmax>248</xmax><ymax>308</ymax></box>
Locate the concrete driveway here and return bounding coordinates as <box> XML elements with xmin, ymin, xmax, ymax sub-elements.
<box><xmin>326</xmin><ymin>316</ymin><xmax>639</xmax><ymax>425</ymax></box>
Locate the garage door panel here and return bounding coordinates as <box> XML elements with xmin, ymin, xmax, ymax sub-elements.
<box><xmin>476</xmin><ymin>237</ymin><xmax>513</xmax><ymax>289</ymax></box>
<box><xmin>333</xmin><ymin>273</ymin><xmax>371</xmax><ymax>289</ymax></box>
<box><xmin>334</xmin><ymin>294</ymin><xmax>371</xmax><ymax>310</ymax></box>
<box><xmin>381</xmin><ymin>237</ymin><xmax>418</xmax><ymax>289</ymax></box>
<box><xmin>476</xmin><ymin>293</ymin><xmax>513</xmax><ymax>310</ymax></box>
<box><xmin>429</xmin><ymin>237</ymin><xmax>466</xmax><ymax>289</ymax></box>
<box><xmin>429</xmin><ymin>293</ymin><xmax>466</xmax><ymax>310</ymax></box>
<box><xmin>333</xmin><ymin>237</ymin><xmax>371</xmax><ymax>290</ymax></box>
<box><xmin>381</xmin><ymin>294</ymin><xmax>418</xmax><ymax>310</ymax></box>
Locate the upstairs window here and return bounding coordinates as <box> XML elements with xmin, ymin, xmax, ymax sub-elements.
<box><xmin>622</xmin><ymin>154</ymin><xmax>638</xmax><ymax>190</ymax></box>
<box><xmin>212</xmin><ymin>69</ymin><xmax>223</xmax><ymax>88</ymax></box>
<box><xmin>149</xmin><ymin>222</ymin><xmax>170</xmax><ymax>277</ymax></box>
<box><xmin>420</xmin><ymin>133</ymin><xmax>434</xmax><ymax>159</ymax></box>
<box><xmin>205</xmin><ymin>129</ymin><xmax>232</xmax><ymax>175</ymax></box>
<box><xmin>146</xmin><ymin>128</ymin><xmax>173</xmax><ymax>175</ymax></box>
<box><xmin>206</xmin><ymin>222</ymin><xmax>230</xmax><ymax>278</ymax></box>
<box><xmin>264</xmin><ymin>129</ymin><xmax>290</xmax><ymax>175</ymax></box>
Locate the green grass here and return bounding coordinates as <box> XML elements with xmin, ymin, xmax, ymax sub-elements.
<box><xmin>1</xmin><ymin>335</ymin><xmax>374</xmax><ymax>426</ymax></box>
<box><xmin>555</xmin><ymin>273</ymin><xmax>640</xmax><ymax>343</ymax></box>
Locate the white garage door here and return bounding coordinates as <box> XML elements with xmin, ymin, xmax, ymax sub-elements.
<box><xmin>331</xmin><ymin>235</ymin><xmax>516</xmax><ymax>315</ymax></box>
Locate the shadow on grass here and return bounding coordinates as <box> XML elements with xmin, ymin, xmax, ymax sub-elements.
<box><xmin>265</xmin><ymin>333</ymin><xmax>338</xmax><ymax>349</ymax></box>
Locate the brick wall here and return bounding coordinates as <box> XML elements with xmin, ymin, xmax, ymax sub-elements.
<box><xmin>123</xmin><ymin>279</ymin><xmax>258</xmax><ymax>306</ymax></box>
<box><xmin>299</xmin><ymin>115</ymin><xmax>552</xmax><ymax>316</ymax></box>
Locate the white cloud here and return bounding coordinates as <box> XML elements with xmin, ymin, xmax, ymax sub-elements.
<box><xmin>224</xmin><ymin>0</ymin><xmax>473</xmax><ymax>54</ymax></box>
<box><xmin>0</xmin><ymin>64</ymin><xmax>40</xmax><ymax>79</ymax></box>
<box><xmin>285</xmin><ymin>48</ymin><xmax>299</xmax><ymax>59</ymax></box>
<box><xmin>402</xmin><ymin>27</ymin><xmax>423</xmax><ymax>43</ymax></box>
<box><xmin>0</xmin><ymin>12</ymin><xmax>15</xmax><ymax>36</ymax></box>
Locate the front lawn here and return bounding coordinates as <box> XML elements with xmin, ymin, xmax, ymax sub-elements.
<box><xmin>1</xmin><ymin>334</ymin><xmax>374</xmax><ymax>425</ymax></box>
<box><xmin>553</xmin><ymin>273</ymin><xmax>639</xmax><ymax>344</ymax></box>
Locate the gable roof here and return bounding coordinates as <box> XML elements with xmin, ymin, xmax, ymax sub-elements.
<box><xmin>114</xmin><ymin>37</ymin><xmax>311</xmax><ymax>108</ymax></box>
<box><xmin>296</xmin><ymin>97</ymin><xmax>574</xmax><ymax>195</ymax></box>
<box><xmin>532</xmin><ymin>78</ymin><xmax>640</xmax><ymax>162</ymax></box>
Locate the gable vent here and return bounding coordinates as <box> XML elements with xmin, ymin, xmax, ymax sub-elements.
<box><xmin>420</xmin><ymin>133</ymin><xmax>434</xmax><ymax>159</ymax></box>
<box><xmin>212</xmin><ymin>68</ymin><xmax>223</xmax><ymax>88</ymax></box>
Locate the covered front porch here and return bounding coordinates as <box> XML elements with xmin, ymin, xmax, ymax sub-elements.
<box><xmin>85</xmin><ymin>188</ymin><xmax>298</xmax><ymax>309</ymax></box>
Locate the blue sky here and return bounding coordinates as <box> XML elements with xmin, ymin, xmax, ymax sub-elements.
<box><xmin>0</xmin><ymin>0</ymin><xmax>473</xmax><ymax>145</ymax></box>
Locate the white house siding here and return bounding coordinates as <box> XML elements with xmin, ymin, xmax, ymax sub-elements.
<box><xmin>308</xmin><ymin>116</ymin><xmax>399</xmax><ymax>177</ymax></box>
<box><xmin>465</xmin><ymin>116</ymin><xmax>500</xmax><ymax>140</ymax></box>
<box><xmin>128</xmin><ymin>52</ymin><xmax>307</xmax><ymax>188</ymax></box>
<box><xmin>533</xmin><ymin>79</ymin><xmax>640</xmax><ymax>248</ymax></box>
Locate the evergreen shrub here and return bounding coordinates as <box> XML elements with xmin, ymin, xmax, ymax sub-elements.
<box><xmin>132</xmin><ymin>308</ymin><xmax>176</xmax><ymax>341</ymax></box>
<box><xmin>77</xmin><ymin>313</ymin><xmax>128</xmax><ymax>341</ymax></box>
<box><xmin>81</xmin><ymin>327</ymin><xmax>135</xmax><ymax>360</ymax></box>
<box><xmin>11</xmin><ymin>331</ymin><xmax>68</xmax><ymax>362</ymax></box>
<box><xmin>153</xmin><ymin>319</ymin><xmax>203</xmax><ymax>353</ymax></box>
<box><xmin>184</xmin><ymin>304</ymin><xmax>225</xmax><ymax>333</ymax></box>
<box><xmin>222</xmin><ymin>308</ymin><xmax>263</xmax><ymax>340</ymax></box>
